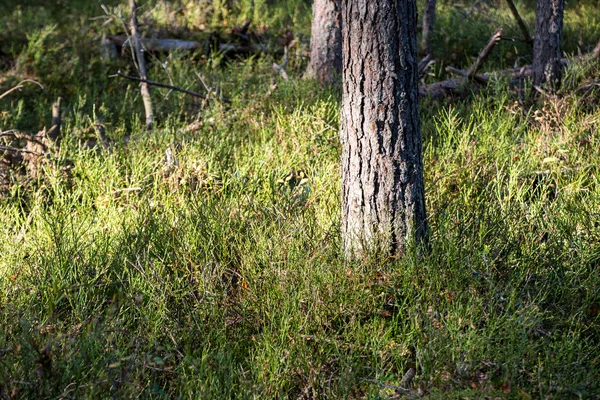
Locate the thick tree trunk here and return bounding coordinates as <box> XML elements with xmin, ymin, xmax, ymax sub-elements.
<box><xmin>421</xmin><ymin>0</ymin><xmax>437</xmax><ymax>56</ymax></box>
<box><xmin>306</xmin><ymin>0</ymin><xmax>342</xmax><ymax>86</ymax></box>
<box><xmin>341</xmin><ymin>0</ymin><xmax>428</xmax><ymax>257</ymax></box>
<box><xmin>533</xmin><ymin>0</ymin><xmax>565</xmax><ymax>89</ymax></box>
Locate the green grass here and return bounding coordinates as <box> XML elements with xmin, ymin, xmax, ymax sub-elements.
<box><xmin>1</xmin><ymin>0</ymin><xmax>600</xmax><ymax>398</ymax></box>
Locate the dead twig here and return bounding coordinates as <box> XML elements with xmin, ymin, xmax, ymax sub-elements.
<box><xmin>0</xmin><ymin>145</ymin><xmax>43</xmax><ymax>156</ymax></box>
<box><xmin>194</xmin><ymin>71</ymin><xmax>224</xmax><ymax>102</ymax></box>
<box><xmin>128</xmin><ymin>0</ymin><xmax>153</xmax><ymax>130</ymax></box>
<box><xmin>272</xmin><ymin>46</ymin><xmax>290</xmax><ymax>81</ymax></box>
<box><xmin>0</xmin><ymin>79</ymin><xmax>44</xmax><ymax>101</ymax></box>
<box><xmin>110</xmin><ymin>72</ymin><xmax>230</xmax><ymax>103</ymax></box>
<box><xmin>505</xmin><ymin>0</ymin><xmax>533</xmax><ymax>45</ymax></box>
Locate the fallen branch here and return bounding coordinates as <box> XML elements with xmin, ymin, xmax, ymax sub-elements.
<box><xmin>425</xmin><ymin>28</ymin><xmax>503</xmax><ymax>99</ymax></box>
<box><xmin>129</xmin><ymin>0</ymin><xmax>153</xmax><ymax>131</ymax></box>
<box><xmin>110</xmin><ymin>72</ymin><xmax>230</xmax><ymax>103</ymax></box>
<box><xmin>466</xmin><ymin>27</ymin><xmax>502</xmax><ymax>80</ymax></box>
<box><xmin>0</xmin><ymin>79</ymin><xmax>44</xmax><ymax>101</ymax></box>
<box><xmin>418</xmin><ymin>27</ymin><xmax>596</xmax><ymax>100</ymax></box>
<box><xmin>0</xmin><ymin>130</ymin><xmax>49</xmax><ymax>148</ymax></box>
<box><xmin>420</xmin><ymin>77</ymin><xmax>468</xmax><ymax>99</ymax></box>
<box><xmin>104</xmin><ymin>35</ymin><xmax>267</xmax><ymax>55</ymax></box>
<box><xmin>105</xmin><ymin>35</ymin><xmax>202</xmax><ymax>52</ymax></box>
<box><xmin>421</xmin><ymin>64</ymin><xmax>534</xmax><ymax>99</ymax></box>
<box><xmin>0</xmin><ymin>145</ymin><xmax>43</xmax><ymax>156</ymax></box>
<box><xmin>445</xmin><ymin>66</ymin><xmax>488</xmax><ymax>83</ymax></box>
<box><xmin>272</xmin><ymin>46</ymin><xmax>290</xmax><ymax>81</ymax></box>
<box><xmin>418</xmin><ymin>54</ymin><xmax>435</xmax><ymax>78</ymax></box>
<box><xmin>505</xmin><ymin>0</ymin><xmax>533</xmax><ymax>45</ymax></box>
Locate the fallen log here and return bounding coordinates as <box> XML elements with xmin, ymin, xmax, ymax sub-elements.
<box><xmin>418</xmin><ymin>31</ymin><xmax>600</xmax><ymax>99</ymax></box>
<box><xmin>106</xmin><ymin>35</ymin><xmax>202</xmax><ymax>52</ymax></box>
<box><xmin>104</xmin><ymin>35</ymin><xmax>266</xmax><ymax>55</ymax></box>
<box><xmin>420</xmin><ymin>65</ymin><xmax>533</xmax><ymax>99</ymax></box>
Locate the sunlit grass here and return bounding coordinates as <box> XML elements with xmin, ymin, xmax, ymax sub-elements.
<box><xmin>1</xmin><ymin>0</ymin><xmax>599</xmax><ymax>398</ymax></box>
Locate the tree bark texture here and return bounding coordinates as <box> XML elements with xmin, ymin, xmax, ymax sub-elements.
<box><xmin>306</xmin><ymin>0</ymin><xmax>342</xmax><ymax>86</ymax></box>
<box><xmin>421</xmin><ymin>0</ymin><xmax>437</xmax><ymax>56</ymax></box>
<box><xmin>533</xmin><ymin>0</ymin><xmax>564</xmax><ymax>89</ymax></box>
<box><xmin>341</xmin><ymin>0</ymin><xmax>427</xmax><ymax>257</ymax></box>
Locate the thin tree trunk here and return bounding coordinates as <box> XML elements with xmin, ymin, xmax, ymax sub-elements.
<box><xmin>593</xmin><ymin>38</ymin><xmax>600</xmax><ymax>59</ymax></box>
<box><xmin>341</xmin><ymin>0</ymin><xmax>427</xmax><ymax>258</ymax></box>
<box><xmin>129</xmin><ymin>0</ymin><xmax>153</xmax><ymax>130</ymax></box>
<box><xmin>505</xmin><ymin>0</ymin><xmax>533</xmax><ymax>45</ymax></box>
<box><xmin>533</xmin><ymin>0</ymin><xmax>565</xmax><ymax>89</ymax></box>
<box><xmin>306</xmin><ymin>0</ymin><xmax>342</xmax><ymax>86</ymax></box>
<box><xmin>421</xmin><ymin>0</ymin><xmax>437</xmax><ymax>56</ymax></box>
<box><xmin>48</xmin><ymin>97</ymin><xmax>62</xmax><ymax>143</ymax></box>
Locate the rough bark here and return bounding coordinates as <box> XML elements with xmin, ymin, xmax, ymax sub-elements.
<box><xmin>421</xmin><ymin>0</ymin><xmax>437</xmax><ymax>56</ymax></box>
<box><xmin>341</xmin><ymin>0</ymin><xmax>427</xmax><ymax>257</ymax></box>
<box><xmin>306</xmin><ymin>0</ymin><xmax>342</xmax><ymax>86</ymax></box>
<box><xmin>533</xmin><ymin>0</ymin><xmax>565</xmax><ymax>89</ymax></box>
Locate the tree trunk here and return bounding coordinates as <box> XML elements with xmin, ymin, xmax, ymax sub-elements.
<box><xmin>129</xmin><ymin>0</ymin><xmax>153</xmax><ymax>130</ymax></box>
<box><xmin>341</xmin><ymin>0</ymin><xmax>428</xmax><ymax>258</ymax></box>
<box><xmin>533</xmin><ymin>0</ymin><xmax>565</xmax><ymax>89</ymax></box>
<box><xmin>421</xmin><ymin>0</ymin><xmax>437</xmax><ymax>56</ymax></box>
<box><xmin>306</xmin><ymin>0</ymin><xmax>342</xmax><ymax>86</ymax></box>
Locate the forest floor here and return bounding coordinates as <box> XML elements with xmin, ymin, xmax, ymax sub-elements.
<box><xmin>1</xmin><ymin>0</ymin><xmax>599</xmax><ymax>398</ymax></box>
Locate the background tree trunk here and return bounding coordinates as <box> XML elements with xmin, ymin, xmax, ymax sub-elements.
<box><xmin>341</xmin><ymin>0</ymin><xmax>427</xmax><ymax>258</ymax></box>
<box><xmin>305</xmin><ymin>0</ymin><xmax>342</xmax><ymax>86</ymax></box>
<box><xmin>421</xmin><ymin>0</ymin><xmax>437</xmax><ymax>56</ymax></box>
<box><xmin>533</xmin><ymin>0</ymin><xmax>565</xmax><ymax>89</ymax></box>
